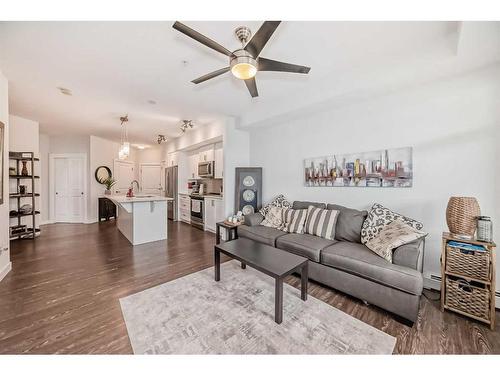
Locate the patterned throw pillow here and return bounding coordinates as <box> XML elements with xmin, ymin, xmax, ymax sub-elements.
<box><xmin>365</xmin><ymin>219</ymin><xmax>427</xmax><ymax>262</ymax></box>
<box><xmin>259</xmin><ymin>194</ymin><xmax>291</xmax><ymax>217</ymax></box>
<box><xmin>361</xmin><ymin>203</ymin><xmax>423</xmax><ymax>244</ymax></box>
<box><xmin>281</xmin><ymin>208</ymin><xmax>307</xmax><ymax>234</ymax></box>
<box><xmin>304</xmin><ymin>206</ymin><xmax>340</xmax><ymax>240</ymax></box>
<box><xmin>260</xmin><ymin>206</ymin><xmax>284</xmax><ymax>229</ymax></box>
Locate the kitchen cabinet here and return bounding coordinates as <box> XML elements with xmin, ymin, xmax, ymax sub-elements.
<box><xmin>167</xmin><ymin>151</ymin><xmax>179</xmax><ymax>167</ymax></box>
<box><xmin>214</xmin><ymin>142</ymin><xmax>223</xmax><ymax>179</ymax></box>
<box><xmin>179</xmin><ymin>194</ymin><xmax>191</xmax><ymax>224</ymax></box>
<box><xmin>204</xmin><ymin>197</ymin><xmax>224</xmax><ymax>233</ymax></box>
<box><xmin>188</xmin><ymin>153</ymin><xmax>199</xmax><ymax>179</ymax></box>
<box><xmin>198</xmin><ymin>145</ymin><xmax>215</xmax><ymax>163</ymax></box>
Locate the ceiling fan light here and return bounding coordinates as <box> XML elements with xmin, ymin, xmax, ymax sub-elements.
<box><xmin>231</xmin><ymin>62</ymin><xmax>257</xmax><ymax>80</ymax></box>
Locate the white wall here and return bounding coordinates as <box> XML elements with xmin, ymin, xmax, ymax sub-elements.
<box><xmin>89</xmin><ymin>135</ymin><xmax>138</xmax><ymax>223</ymax></box>
<box><xmin>248</xmin><ymin>64</ymin><xmax>500</xmax><ymax>293</ymax></box>
<box><xmin>39</xmin><ymin>133</ymin><xmax>50</xmax><ymax>223</ymax></box>
<box><xmin>9</xmin><ymin>115</ymin><xmax>41</xmax><ymax>230</ymax></box>
<box><xmin>137</xmin><ymin>146</ymin><xmax>163</xmax><ymax>165</ymax></box>
<box><xmin>0</xmin><ymin>70</ymin><xmax>11</xmax><ymax>281</ymax></box>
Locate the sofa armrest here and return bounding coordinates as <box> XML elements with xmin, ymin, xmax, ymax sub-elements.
<box><xmin>392</xmin><ymin>238</ymin><xmax>425</xmax><ymax>272</ymax></box>
<box><xmin>244</xmin><ymin>213</ymin><xmax>264</xmax><ymax>226</ymax></box>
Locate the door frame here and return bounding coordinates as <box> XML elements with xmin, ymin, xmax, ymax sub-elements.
<box><xmin>139</xmin><ymin>162</ymin><xmax>162</xmax><ymax>193</ymax></box>
<box><xmin>49</xmin><ymin>153</ymin><xmax>88</xmax><ymax>223</ymax></box>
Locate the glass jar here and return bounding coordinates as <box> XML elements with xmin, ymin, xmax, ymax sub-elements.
<box><xmin>476</xmin><ymin>216</ymin><xmax>493</xmax><ymax>243</ymax></box>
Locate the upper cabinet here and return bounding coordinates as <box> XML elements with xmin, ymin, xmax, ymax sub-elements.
<box><xmin>166</xmin><ymin>151</ymin><xmax>179</xmax><ymax>167</ymax></box>
<box><xmin>214</xmin><ymin>142</ymin><xmax>223</xmax><ymax>179</ymax></box>
<box><xmin>198</xmin><ymin>144</ymin><xmax>215</xmax><ymax>163</ymax></box>
<box><xmin>188</xmin><ymin>152</ymin><xmax>199</xmax><ymax>179</ymax></box>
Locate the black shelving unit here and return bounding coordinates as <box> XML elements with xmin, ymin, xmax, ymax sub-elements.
<box><xmin>9</xmin><ymin>151</ymin><xmax>40</xmax><ymax>240</ymax></box>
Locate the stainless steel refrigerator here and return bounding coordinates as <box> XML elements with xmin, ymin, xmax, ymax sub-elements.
<box><xmin>165</xmin><ymin>166</ymin><xmax>178</xmax><ymax>221</ymax></box>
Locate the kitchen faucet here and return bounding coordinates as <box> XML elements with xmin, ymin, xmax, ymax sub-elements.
<box><xmin>131</xmin><ymin>180</ymin><xmax>140</xmax><ymax>194</ymax></box>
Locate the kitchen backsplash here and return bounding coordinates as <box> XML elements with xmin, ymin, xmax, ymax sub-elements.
<box><xmin>201</xmin><ymin>178</ymin><xmax>223</xmax><ymax>195</ymax></box>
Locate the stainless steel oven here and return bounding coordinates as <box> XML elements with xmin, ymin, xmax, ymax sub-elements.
<box><xmin>198</xmin><ymin>161</ymin><xmax>214</xmax><ymax>178</ymax></box>
<box><xmin>190</xmin><ymin>195</ymin><xmax>204</xmax><ymax>230</ymax></box>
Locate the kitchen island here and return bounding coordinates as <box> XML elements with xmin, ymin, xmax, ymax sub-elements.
<box><xmin>108</xmin><ymin>195</ymin><xmax>172</xmax><ymax>245</ymax></box>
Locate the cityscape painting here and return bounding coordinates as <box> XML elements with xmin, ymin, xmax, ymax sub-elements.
<box><xmin>304</xmin><ymin>146</ymin><xmax>413</xmax><ymax>188</ymax></box>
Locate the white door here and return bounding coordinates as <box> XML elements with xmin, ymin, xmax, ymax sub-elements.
<box><xmin>140</xmin><ymin>164</ymin><xmax>162</xmax><ymax>194</ymax></box>
<box><xmin>53</xmin><ymin>156</ymin><xmax>86</xmax><ymax>223</ymax></box>
<box><xmin>114</xmin><ymin>160</ymin><xmax>135</xmax><ymax>194</ymax></box>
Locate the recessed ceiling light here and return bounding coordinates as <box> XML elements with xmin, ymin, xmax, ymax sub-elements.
<box><xmin>57</xmin><ymin>87</ymin><xmax>72</xmax><ymax>96</ymax></box>
<box><xmin>147</xmin><ymin>100</ymin><xmax>157</xmax><ymax>105</ymax></box>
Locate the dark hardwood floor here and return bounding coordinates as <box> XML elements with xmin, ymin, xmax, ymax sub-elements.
<box><xmin>0</xmin><ymin>221</ymin><xmax>498</xmax><ymax>354</ymax></box>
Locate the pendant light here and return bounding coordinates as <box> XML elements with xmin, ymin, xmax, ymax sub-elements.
<box><xmin>118</xmin><ymin>115</ymin><xmax>130</xmax><ymax>160</ymax></box>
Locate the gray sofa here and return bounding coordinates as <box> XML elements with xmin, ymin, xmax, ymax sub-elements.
<box><xmin>238</xmin><ymin>201</ymin><xmax>424</xmax><ymax>322</ymax></box>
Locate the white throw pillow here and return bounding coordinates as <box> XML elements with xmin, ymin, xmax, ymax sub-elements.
<box><xmin>259</xmin><ymin>194</ymin><xmax>291</xmax><ymax>217</ymax></box>
<box><xmin>361</xmin><ymin>203</ymin><xmax>423</xmax><ymax>244</ymax></box>
<box><xmin>260</xmin><ymin>206</ymin><xmax>284</xmax><ymax>229</ymax></box>
<box><xmin>365</xmin><ymin>219</ymin><xmax>427</xmax><ymax>262</ymax></box>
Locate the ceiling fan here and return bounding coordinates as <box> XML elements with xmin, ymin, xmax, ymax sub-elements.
<box><xmin>172</xmin><ymin>21</ymin><xmax>311</xmax><ymax>98</ymax></box>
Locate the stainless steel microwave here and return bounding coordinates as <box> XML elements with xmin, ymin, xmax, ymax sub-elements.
<box><xmin>198</xmin><ymin>161</ymin><xmax>214</xmax><ymax>178</ymax></box>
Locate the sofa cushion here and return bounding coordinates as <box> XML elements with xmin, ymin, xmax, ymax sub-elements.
<box><xmin>276</xmin><ymin>233</ymin><xmax>336</xmax><ymax>262</ymax></box>
<box><xmin>261</xmin><ymin>206</ymin><xmax>284</xmax><ymax>229</ymax></box>
<box><xmin>292</xmin><ymin>201</ymin><xmax>326</xmax><ymax>210</ymax></box>
<box><xmin>361</xmin><ymin>203</ymin><xmax>423</xmax><ymax>244</ymax></box>
<box><xmin>365</xmin><ymin>219</ymin><xmax>427</xmax><ymax>262</ymax></box>
<box><xmin>281</xmin><ymin>208</ymin><xmax>308</xmax><ymax>234</ymax></box>
<box><xmin>327</xmin><ymin>204</ymin><xmax>367</xmax><ymax>243</ymax></box>
<box><xmin>304</xmin><ymin>206</ymin><xmax>340</xmax><ymax>240</ymax></box>
<box><xmin>320</xmin><ymin>241</ymin><xmax>423</xmax><ymax>295</ymax></box>
<box><xmin>238</xmin><ymin>224</ymin><xmax>287</xmax><ymax>246</ymax></box>
<box><xmin>259</xmin><ymin>194</ymin><xmax>291</xmax><ymax>217</ymax></box>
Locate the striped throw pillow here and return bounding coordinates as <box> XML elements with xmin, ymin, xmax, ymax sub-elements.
<box><xmin>305</xmin><ymin>205</ymin><xmax>340</xmax><ymax>240</ymax></box>
<box><xmin>281</xmin><ymin>208</ymin><xmax>307</xmax><ymax>234</ymax></box>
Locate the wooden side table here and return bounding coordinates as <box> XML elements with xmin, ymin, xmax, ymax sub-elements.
<box><xmin>440</xmin><ymin>232</ymin><xmax>496</xmax><ymax>329</ymax></box>
<box><xmin>215</xmin><ymin>221</ymin><xmax>240</xmax><ymax>245</ymax></box>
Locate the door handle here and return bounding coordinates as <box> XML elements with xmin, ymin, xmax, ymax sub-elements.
<box><xmin>56</xmin><ymin>192</ymin><xmax>58</xmax><ymax>195</ymax></box>
<box><xmin>81</xmin><ymin>192</ymin><xmax>84</xmax><ymax>195</ymax></box>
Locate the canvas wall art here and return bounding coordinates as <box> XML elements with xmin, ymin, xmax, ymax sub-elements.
<box><xmin>304</xmin><ymin>146</ymin><xmax>413</xmax><ymax>188</ymax></box>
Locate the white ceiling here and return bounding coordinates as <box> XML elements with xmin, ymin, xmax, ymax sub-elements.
<box><xmin>0</xmin><ymin>21</ymin><xmax>499</xmax><ymax>145</ymax></box>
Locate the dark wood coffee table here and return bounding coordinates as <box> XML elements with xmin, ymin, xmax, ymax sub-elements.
<box><xmin>214</xmin><ymin>238</ymin><xmax>308</xmax><ymax>324</ymax></box>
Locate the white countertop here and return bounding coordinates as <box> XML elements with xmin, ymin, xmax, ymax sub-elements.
<box><xmin>108</xmin><ymin>195</ymin><xmax>172</xmax><ymax>204</ymax></box>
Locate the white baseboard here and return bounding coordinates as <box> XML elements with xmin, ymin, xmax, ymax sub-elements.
<box><xmin>0</xmin><ymin>262</ymin><xmax>12</xmax><ymax>282</ymax></box>
<box><xmin>41</xmin><ymin>220</ymin><xmax>55</xmax><ymax>225</ymax></box>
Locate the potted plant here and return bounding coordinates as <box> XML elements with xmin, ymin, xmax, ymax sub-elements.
<box><xmin>100</xmin><ymin>177</ymin><xmax>116</xmax><ymax>195</ymax></box>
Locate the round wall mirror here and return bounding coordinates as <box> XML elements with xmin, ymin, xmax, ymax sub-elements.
<box><xmin>95</xmin><ymin>166</ymin><xmax>112</xmax><ymax>183</ymax></box>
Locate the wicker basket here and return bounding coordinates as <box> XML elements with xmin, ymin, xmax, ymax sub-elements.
<box><xmin>446</xmin><ymin>245</ymin><xmax>490</xmax><ymax>280</ymax></box>
<box><xmin>446</xmin><ymin>197</ymin><xmax>480</xmax><ymax>237</ymax></box>
<box><xmin>445</xmin><ymin>278</ymin><xmax>490</xmax><ymax>320</ymax></box>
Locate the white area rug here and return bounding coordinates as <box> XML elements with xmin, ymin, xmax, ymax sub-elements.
<box><xmin>120</xmin><ymin>261</ymin><xmax>396</xmax><ymax>354</ymax></box>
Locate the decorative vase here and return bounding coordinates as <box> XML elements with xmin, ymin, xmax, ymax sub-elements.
<box><xmin>104</xmin><ymin>189</ymin><xmax>111</xmax><ymax>195</ymax></box>
<box><xmin>446</xmin><ymin>196</ymin><xmax>480</xmax><ymax>238</ymax></box>
<box><xmin>21</xmin><ymin>161</ymin><xmax>29</xmax><ymax>176</ymax></box>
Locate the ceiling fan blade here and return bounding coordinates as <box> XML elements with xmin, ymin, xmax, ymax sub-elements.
<box><xmin>244</xmin><ymin>77</ymin><xmax>258</xmax><ymax>98</ymax></box>
<box><xmin>258</xmin><ymin>57</ymin><xmax>311</xmax><ymax>74</ymax></box>
<box><xmin>191</xmin><ymin>67</ymin><xmax>230</xmax><ymax>84</ymax></box>
<box><xmin>173</xmin><ymin>21</ymin><xmax>233</xmax><ymax>57</ymax></box>
<box><xmin>244</xmin><ymin>21</ymin><xmax>281</xmax><ymax>58</ymax></box>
